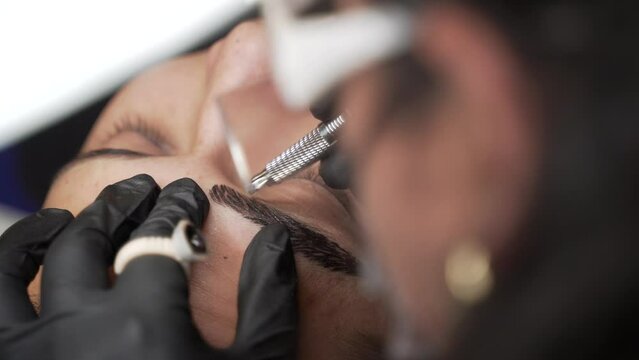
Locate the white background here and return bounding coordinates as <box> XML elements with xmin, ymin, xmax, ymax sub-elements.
<box><xmin>0</xmin><ymin>0</ymin><xmax>258</xmax><ymax>230</ymax></box>
<box><xmin>0</xmin><ymin>0</ymin><xmax>258</xmax><ymax>151</ymax></box>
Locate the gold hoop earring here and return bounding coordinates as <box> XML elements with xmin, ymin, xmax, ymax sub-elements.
<box><xmin>445</xmin><ymin>239</ymin><xmax>494</xmax><ymax>307</ymax></box>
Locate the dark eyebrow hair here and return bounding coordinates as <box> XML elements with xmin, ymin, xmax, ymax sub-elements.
<box><xmin>53</xmin><ymin>148</ymin><xmax>150</xmax><ymax>183</ymax></box>
<box><xmin>209</xmin><ymin>184</ymin><xmax>358</xmax><ymax>276</ymax></box>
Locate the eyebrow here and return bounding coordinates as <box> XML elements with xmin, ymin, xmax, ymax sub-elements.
<box><xmin>209</xmin><ymin>184</ymin><xmax>359</xmax><ymax>276</ymax></box>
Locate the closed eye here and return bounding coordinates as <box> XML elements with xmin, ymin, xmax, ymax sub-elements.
<box><xmin>102</xmin><ymin>115</ymin><xmax>174</xmax><ymax>153</ymax></box>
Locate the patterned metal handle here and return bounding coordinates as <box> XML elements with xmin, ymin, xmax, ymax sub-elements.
<box><xmin>266</xmin><ymin>115</ymin><xmax>344</xmax><ymax>182</ymax></box>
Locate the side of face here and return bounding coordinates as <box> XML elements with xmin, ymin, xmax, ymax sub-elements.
<box><xmin>42</xmin><ymin>21</ymin><xmax>386</xmax><ymax>360</ymax></box>
<box><xmin>338</xmin><ymin>3</ymin><xmax>540</xmax><ymax>346</ymax></box>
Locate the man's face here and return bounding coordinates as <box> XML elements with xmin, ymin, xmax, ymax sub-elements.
<box><xmin>334</xmin><ymin>2</ymin><xmax>540</xmax><ymax>346</ymax></box>
<box><xmin>43</xmin><ymin>21</ymin><xmax>385</xmax><ymax>359</ymax></box>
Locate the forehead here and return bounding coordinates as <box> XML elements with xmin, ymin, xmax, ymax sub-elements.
<box><xmin>45</xmin><ymin>157</ymin><xmax>178</xmax><ymax>215</ymax></box>
<box><xmin>111</xmin><ymin>52</ymin><xmax>207</xmax><ymax>112</ymax></box>
<box><xmin>84</xmin><ymin>52</ymin><xmax>209</xmax><ymax>154</ymax></box>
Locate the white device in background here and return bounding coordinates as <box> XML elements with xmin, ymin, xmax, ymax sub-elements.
<box><xmin>0</xmin><ymin>0</ymin><xmax>259</xmax><ymax>151</ymax></box>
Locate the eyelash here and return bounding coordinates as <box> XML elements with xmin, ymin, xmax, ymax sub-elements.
<box><xmin>106</xmin><ymin>115</ymin><xmax>170</xmax><ymax>151</ymax></box>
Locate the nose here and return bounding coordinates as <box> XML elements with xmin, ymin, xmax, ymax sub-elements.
<box><xmin>204</xmin><ymin>21</ymin><xmax>271</xmax><ymax>99</ymax></box>
<box><xmin>195</xmin><ymin>20</ymin><xmax>271</xmax><ymax>146</ymax></box>
<box><xmin>190</xmin><ymin>20</ymin><xmax>272</xmax><ymax>189</ymax></box>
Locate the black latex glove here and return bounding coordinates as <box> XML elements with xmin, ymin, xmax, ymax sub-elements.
<box><xmin>319</xmin><ymin>147</ymin><xmax>352</xmax><ymax>190</ymax></box>
<box><xmin>0</xmin><ymin>174</ymin><xmax>298</xmax><ymax>360</ymax></box>
<box><xmin>0</xmin><ymin>208</ymin><xmax>73</xmax><ymax>325</ymax></box>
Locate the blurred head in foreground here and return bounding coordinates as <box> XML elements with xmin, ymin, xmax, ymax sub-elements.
<box><xmin>332</xmin><ymin>0</ymin><xmax>639</xmax><ymax>358</ymax></box>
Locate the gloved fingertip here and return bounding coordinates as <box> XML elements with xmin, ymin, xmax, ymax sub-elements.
<box><xmin>125</xmin><ymin>174</ymin><xmax>159</xmax><ymax>197</ymax></box>
<box><xmin>165</xmin><ymin>178</ymin><xmax>210</xmax><ymax>221</ymax></box>
<box><xmin>128</xmin><ymin>173</ymin><xmax>159</xmax><ymax>188</ymax></box>
<box><xmin>258</xmin><ymin>223</ymin><xmax>291</xmax><ymax>253</ymax></box>
<box><xmin>320</xmin><ymin>150</ymin><xmax>352</xmax><ymax>190</ymax></box>
<box><xmin>0</xmin><ymin>209</ymin><xmax>75</xmax><ymax>286</ymax></box>
<box><xmin>233</xmin><ymin>223</ymin><xmax>298</xmax><ymax>356</ymax></box>
<box><xmin>165</xmin><ymin>178</ymin><xmax>200</xmax><ymax>194</ymax></box>
<box><xmin>262</xmin><ymin>224</ymin><xmax>290</xmax><ymax>246</ymax></box>
<box><xmin>97</xmin><ymin>174</ymin><xmax>160</xmax><ymax>200</ymax></box>
<box><xmin>244</xmin><ymin>224</ymin><xmax>296</xmax><ymax>279</ymax></box>
<box><xmin>116</xmin><ymin>255</ymin><xmax>189</xmax><ymax>307</ymax></box>
<box><xmin>2</xmin><ymin>208</ymin><xmax>73</xmax><ymax>248</ymax></box>
<box><xmin>34</xmin><ymin>208</ymin><xmax>75</xmax><ymax>239</ymax></box>
<box><xmin>35</xmin><ymin>208</ymin><xmax>74</xmax><ymax>220</ymax></box>
<box><xmin>310</xmin><ymin>92</ymin><xmax>338</xmax><ymax>123</ymax></box>
<box><xmin>128</xmin><ymin>178</ymin><xmax>209</xmax><ymax>241</ymax></box>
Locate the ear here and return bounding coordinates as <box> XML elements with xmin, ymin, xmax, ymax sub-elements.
<box><xmin>337</xmin><ymin>3</ymin><xmax>541</xmax><ymax>345</ymax></box>
<box><xmin>410</xmin><ymin>4</ymin><xmax>540</xmax><ymax>251</ymax></box>
<box><xmin>347</xmin><ymin>6</ymin><xmax>541</xmax><ymax>341</ymax></box>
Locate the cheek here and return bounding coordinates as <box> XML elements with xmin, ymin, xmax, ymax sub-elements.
<box><xmin>295</xmin><ymin>262</ymin><xmax>386</xmax><ymax>360</ymax></box>
<box><xmin>357</xmin><ymin>132</ymin><xmax>458</xmax><ymax>340</ymax></box>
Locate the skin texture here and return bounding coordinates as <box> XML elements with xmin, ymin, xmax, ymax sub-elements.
<box><xmin>336</xmin><ymin>2</ymin><xmax>541</xmax><ymax>351</ymax></box>
<box><xmin>36</xmin><ymin>2</ymin><xmax>540</xmax><ymax>356</ymax></box>
<box><xmin>37</xmin><ymin>21</ymin><xmax>385</xmax><ymax>360</ymax></box>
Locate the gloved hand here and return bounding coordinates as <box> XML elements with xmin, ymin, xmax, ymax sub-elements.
<box><xmin>311</xmin><ymin>97</ymin><xmax>352</xmax><ymax>190</ymax></box>
<box><xmin>319</xmin><ymin>147</ymin><xmax>351</xmax><ymax>190</ymax></box>
<box><xmin>0</xmin><ymin>174</ymin><xmax>298</xmax><ymax>360</ymax></box>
